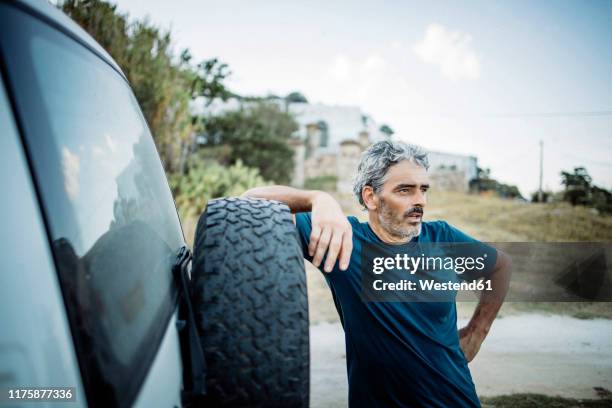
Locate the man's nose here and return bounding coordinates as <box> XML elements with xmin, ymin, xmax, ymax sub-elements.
<box><xmin>414</xmin><ymin>190</ymin><xmax>427</xmax><ymax>207</ymax></box>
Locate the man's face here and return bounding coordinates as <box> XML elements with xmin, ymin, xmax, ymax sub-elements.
<box><xmin>375</xmin><ymin>160</ymin><xmax>429</xmax><ymax>240</ymax></box>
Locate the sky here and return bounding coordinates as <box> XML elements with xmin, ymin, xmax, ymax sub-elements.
<box><xmin>112</xmin><ymin>0</ymin><xmax>612</xmax><ymax>197</ymax></box>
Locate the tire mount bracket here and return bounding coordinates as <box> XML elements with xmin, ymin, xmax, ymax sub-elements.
<box><xmin>173</xmin><ymin>245</ymin><xmax>207</xmax><ymax>406</ymax></box>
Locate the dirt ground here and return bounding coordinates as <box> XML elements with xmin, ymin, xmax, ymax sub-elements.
<box><xmin>309</xmin><ymin>314</ymin><xmax>612</xmax><ymax>407</ymax></box>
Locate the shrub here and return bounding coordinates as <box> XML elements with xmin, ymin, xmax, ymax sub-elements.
<box><xmin>170</xmin><ymin>159</ymin><xmax>267</xmax><ymax>220</ymax></box>
<box><xmin>304</xmin><ymin>175</ymin><xmax>338</xmax><ymax>192</ymax></box>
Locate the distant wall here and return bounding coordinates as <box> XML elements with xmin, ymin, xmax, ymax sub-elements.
<box><xmin>429</xmin><ymin>168</ymin><xmax>469</xmax><ymax>193</ymax></box>
<box><xmin>291</xmin><ymin>122</ymin><xmax>479</xmax><ymax>194</ymax></box>
<box><xmin>337</xmin><ymin>141</ymin><xmax>363</xmax><ymax>194</ymax></box>
<box><xmin>427</xmin><ymin>151</ymin><xmax>478</xmax><ymax>187</ymax></box>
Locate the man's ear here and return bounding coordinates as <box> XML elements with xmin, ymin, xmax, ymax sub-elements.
<box><xmin>362</xmin><ymin>186</ymin><xmax>378</xmax><ymax>211</ymax></box>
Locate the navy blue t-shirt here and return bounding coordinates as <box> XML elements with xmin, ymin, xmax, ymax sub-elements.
<box><xmin>295</xmin><ymin>213</ymin><xmax>497</xmax><ymax>408</ymax></box>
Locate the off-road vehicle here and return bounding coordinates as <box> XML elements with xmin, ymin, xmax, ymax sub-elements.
<box><xmin>0</xmin><ymin>1</ymin><xmax>309</xmax><ymax>406</ymax></box>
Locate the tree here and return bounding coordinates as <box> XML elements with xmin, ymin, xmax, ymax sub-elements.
<box><xmin>285</xmin><ymin>91</ymin><xmax>308</xmax><ymax>104</ymax></box>
<box><xmin>561</xmin><ymin>167</ymin><xmax>592</xmax><ymax>206</ymax></box>
<box><xmin>476</xmin><ymin>166</ymin><xmax>491</xmax><ymax>179</ymax></box>
<box><xmin>201</xmin><ymin>103</ymin><xmax>298</xmax><ymax>183</ymax></box>
<box><xmin>591</xmin><ymin>185</ymin><xmax>612</xmax><ymax>214</ymax></box>
<box><xmin>469</xmin><ymin>166</ymin><xmax>523</xmax><ymax>199</ymax></box>
<box><xmin>186</xmin><ymin>55</ymin><xmax>232</xmax><ymax>104</ymax></box>
<box><xmin>559</xmin><ymin>167</ymin><xmax>612</xmax><ymax>213</ymax></box>
<box><xmin>379</xmin><ymin>124</ymin><xmax>395</xmax><ymax>138</ymax></box>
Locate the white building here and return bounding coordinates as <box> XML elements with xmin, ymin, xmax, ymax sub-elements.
<box><xmin>192</xmin><ymin>96</ymin><xmax>479</xmax><ymax>193</ymax></box>
<box><xmin>287</xmin><ymin>102</ymin><xmax>388</xmax><ymax>152</ymax></box>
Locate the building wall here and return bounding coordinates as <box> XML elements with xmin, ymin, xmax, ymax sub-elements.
<box><xmin>287</xmin><ymin>104</ymin><xmax>479</xmax><ymax>194</ymax></box>
<box><xmin>304</xmin><ymin>153</ymin><xmax>338</xmax><ymax>180</ymax></box>
<box><xmin>292</xmin><ymin>137</ymin><xmax>478</xmax><ymax>194</ymax></box>
<box><xmin>427</xmin><ymin>151</ymin><xmax>478</xmax><ymax>187</ymax></box>
<box><xmin>429</xmin><ymin>168</ymin><xmax>469</xmax><ymax>193</ymax></box>
<box><xmin>290</xmin><ymin>140</ymin><xmax>305</xmax><ymax>187</ymax></box>
<box><xmin>337</xmin><ymin>142</ymin><xmax>363</xmax><ymax>193</ymax></box>
<box><xmin>289</xmin><ymin>103</ymin><xmax>388</xmax><ymax>150</ymax></box>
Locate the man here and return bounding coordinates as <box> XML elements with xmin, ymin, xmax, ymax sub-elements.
<box><xmin>243</xmin><ymin>140</ymin><xmax>512</xmax><ymax>407</ymax></box>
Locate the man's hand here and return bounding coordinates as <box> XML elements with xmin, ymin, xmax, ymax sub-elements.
<box><xmin>309</xmin><ymin>192</ymin><xmax>353</xmax><ymax>272</ymax></box>
<box><xmin>241</xmin><ymin>186</ymin><xmax>353</xmax><ymax>272</ymax></box>
<box><xmin>458</xmin><ymin>325</ymin><xmax>486</xmax><ymax>362</ymax></box>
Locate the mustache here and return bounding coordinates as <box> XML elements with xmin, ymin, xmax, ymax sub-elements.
<box><xmin>404</xmin><ymin>207</ymin><xmax>424</xmax><ymax>217</ymax></box>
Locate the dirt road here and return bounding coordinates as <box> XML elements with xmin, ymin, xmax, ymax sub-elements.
<box><xmin>309</xmin><ymin>314</ymin><xmax>612</xmax><ymax>407</ymax></box>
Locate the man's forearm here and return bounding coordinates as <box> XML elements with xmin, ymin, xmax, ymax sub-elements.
<box><xmin>242</xmin><ymin>185</ymin><xmax>353</xmax><ymax>271</ymax></box>
<box><xmin>466</xmin><ymin>251</ymin><xmax>512</xmax><ymax>336</ymax></box>
<box><xmin>241</xmin><ymin>185</ymin><xmax>324</xmax><ymax>213</ymax></box>
<box><xmin>459</xmin><ymin>251</ymin><xmax>512</xmax><ymax>361</ymax></box>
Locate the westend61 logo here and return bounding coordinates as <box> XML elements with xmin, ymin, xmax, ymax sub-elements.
<box><xmin>370</xmin><ymin>276</ymin><xmax>493</xmax><ymax>293</ymax></box>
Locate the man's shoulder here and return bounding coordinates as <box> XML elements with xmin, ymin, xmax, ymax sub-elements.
<box><xmin>295</xmin><ymin>212</ymin><xmax>356</xmax><ymax>223</ymax></box>
<box><xmin>421</xmin><ymin>219</ymin><xmax>483</xmax><ymax>243</ymax></box>
<box><xmin>422</xmin><ymin>219</ymin><xmax>451</xmax><ymax>232</ymax></box>
<box><xmin>344</xmin><ymin>215</ymin><xmax>376</xmax><ymax>243</ymax></box>
<box><xmin>419</xmin><ymin>220</ymin><xmax>454</xmax><ymax>242</ymax></box>
<box><xmin>347</xmin><ymin>215</ymin><xmax>369</xmax><ymax>232</ymax></box>
<box><xmin>346</xmin><ymin>215</ymin><xmax>361</xmax><ymax>227</ymax></box>
<box><xmin>295</xmin><ymin>212</ymin><xmax>361</xmax><ymax>232</ymax></box>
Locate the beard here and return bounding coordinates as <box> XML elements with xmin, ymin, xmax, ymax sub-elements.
<box><xmin>378</xmin><ymin>198</ymin><xmax>422</xmax><ymax>241</ymax></box>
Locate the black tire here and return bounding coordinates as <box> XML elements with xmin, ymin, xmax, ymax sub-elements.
<box><xmin>191</xmin><ymin>197</ymin><xmax>309</xmax><ymax>408</ymax></box>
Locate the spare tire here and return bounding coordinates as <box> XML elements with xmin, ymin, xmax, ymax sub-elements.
<box><xmin>191</xmin><ymin>197</ymin><xmax>309</xmax><ymax>407</ymax></box>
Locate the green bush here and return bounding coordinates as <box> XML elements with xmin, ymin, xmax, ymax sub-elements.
<box><xmin>304</xmin><ymin>175</ymin><xmax>338</xmax><ymax>192</ymax></box>
<box><xmin>170</xmin><ymin>159</ymin><xmax>267</xmax><ymax>220</ymax></box>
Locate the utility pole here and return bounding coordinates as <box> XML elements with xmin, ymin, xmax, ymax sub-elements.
<box><xmin>538</xmin><ymin>140</ymin><xmax>544</xmax><ymax>202</ymax></box>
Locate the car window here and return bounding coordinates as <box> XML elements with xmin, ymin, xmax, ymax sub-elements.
<box><xmin>0</xmin><ymin>5</ymin><xmax>184</xmax><ymax>407</ymax></box>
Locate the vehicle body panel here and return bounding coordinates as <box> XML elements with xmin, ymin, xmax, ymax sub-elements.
<box><xmin>0</xmin><ymin>1</ymin><xmax>187</xmax><ymax>406</ymax></box>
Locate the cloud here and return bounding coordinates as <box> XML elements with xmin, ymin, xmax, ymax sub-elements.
<box><xmin>324</xmin><ymin>53</ymin><xmax>393</xmax><ymax>106</ymax></box>
<box><xmin>413</xmin><ymin>23</ymin><xmax>481</xmax><ymax>80</ymax></box>
<box><xmin>361</xmin><ymin>54</ymin><xmax>387</xmax><ymax>74</ymax></box>
<box><xmin>105</xmin><ymin>134</ymin><xmax>117</xmax><ymax>153</ymax></box>
<box><xmin>328</xmin><ymin>54</ymin><xmax>351</xmax><ymax>81</ymax></box>
<box><xmin>390</xmin><ymin>40</ymin><xmax>403</xmax><ymax>50</ymax></box>
<box><xmin>91</xmin><ymin>135</ymin><xmax>125</xmax><ymax>178</ymax></box>
<box><xmin>62</xmin><ymin>147</ymin><xmax>80</xmax><ymax>200</ymax></box>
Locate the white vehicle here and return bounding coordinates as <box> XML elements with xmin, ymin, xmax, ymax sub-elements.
<box><xmin>0</xmin><ymin>1</ymin><xmax>309</xmax><ymax>407</ymax></box>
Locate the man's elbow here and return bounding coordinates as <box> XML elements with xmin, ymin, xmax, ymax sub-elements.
<box><xmin>240</xmin><ymin>188</ymin><xmax>256</xmax><ymax>198</ymax></box>
<box><xmin>493</xmin><ymin>250</ymin><xmax>512</xmax><ymax>290</ymax></box>
<box><xmin>499</xmin><ymin>251</ymin><xmax>512</xmax><ymax>275</ymax></box>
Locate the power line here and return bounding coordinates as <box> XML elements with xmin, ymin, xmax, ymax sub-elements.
<box><xmin>401</xmin><ymin>110</ymin><xmax>612</xmax><ymax>118</ymax></box>
<box><xmin>486</xmin><ymin>110</ymin><xmax>612</xmax><ymax>118</ymax></box>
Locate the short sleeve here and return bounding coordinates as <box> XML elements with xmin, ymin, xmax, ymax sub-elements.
<box><xmin>442</xmin><ymin>221</ymin><xmax>498</xmax><ymax>281</ymax></box>
<box><xmin>294</xmin><ymin>212</ymin><xmax>315</xmax><ymax>264</ymax></box>
<box><xmin>294</xmin><ymin>212</ymin><xmax>356</xmax><ymax>273</ymax></box>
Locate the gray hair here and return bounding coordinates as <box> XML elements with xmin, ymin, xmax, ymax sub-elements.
<box><xmin>353</xmin><ymin>140</ymin><xmax>430</xmax><ymax>207</ymax></box>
